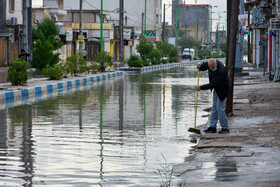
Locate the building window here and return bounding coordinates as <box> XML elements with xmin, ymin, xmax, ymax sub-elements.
<box><xmin>156</xmin><ymin>14</ymin><xmax>159</xmax><ymax>24</ymax></box>
<box><xmin>10</xmin><ymin>0</ymin><xmax>15</xmax><ymax>12</ymax></box>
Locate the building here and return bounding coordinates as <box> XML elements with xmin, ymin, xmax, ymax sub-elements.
<box><xmin>245</xmin><ymin>0</ymin><xmax>280</xmax><ymax>81</ymax></box>
<box><xmin>32</xmin><ymin>0</ymin><xmax>71</xmax><ymax>61</ymax></box>
<box><xmin>64</xmin><ymin>0</ymin><xmax>162</xmax><ymax>60</ymax></box>
<box><xmin>64</xmin><ymin>0</ymin><xmax>162</xmax><ymax>40</ymax></box>
<box><xmin>172</xmin><ymin>1</ymin><xmax>212</xmax><ymax>46</ymax></box>
<box><xmin>0</xmin><ymin>0</ymin><xmax>24</xmax><ymax>66</ymax></box>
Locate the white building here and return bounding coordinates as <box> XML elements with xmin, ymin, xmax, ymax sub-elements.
<box><xmin>64</xmin><ymin>0</ymin><xmax>162</xmax><ymax>41</ymax></box>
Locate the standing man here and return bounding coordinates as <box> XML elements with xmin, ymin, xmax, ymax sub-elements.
<box><xmin>18</xmin><ymin>49</ymin><xmax>30</xmax><ymax>62</ymax></box>
<box><xmin>196</xmin><ymin>58</ymin><xmax>230</xmax><ymax>134</ymax></box>
<box><xmin>83</xmin><ymin>49</ymin><xmax>87</xmax><ymax>60</ymax></box>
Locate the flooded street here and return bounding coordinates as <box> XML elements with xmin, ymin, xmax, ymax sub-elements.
<box><xmin>0</xmin><ymin>65</ymin><xmax>211</xmax><ymax>186</ymax></box>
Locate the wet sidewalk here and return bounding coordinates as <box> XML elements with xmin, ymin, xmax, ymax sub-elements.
<box><xmin>175</xmin><ymin>71</ymin><xmax>280</xmax><ymax>186</ymax></box>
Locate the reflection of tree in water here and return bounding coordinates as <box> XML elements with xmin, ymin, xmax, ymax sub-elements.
<box><xmin>128</xmin><ymin>72</ymin><xmax>159</xmax><ymax>106</ymax></box>
<box><xmin>6</xmin><ymin>105</ymin><xmax>35</xmax><ymax>185</ymax></box>
<box><xmin>8</xmin><ymin>105</ymin><xmax>33</xmax><ymax>125</ymax></box>
<box><xmin>215</xmin><ymin>157</ymin><xmax>238</xmax><ymax>182</ymax></box>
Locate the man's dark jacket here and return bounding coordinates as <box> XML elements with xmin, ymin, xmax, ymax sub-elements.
<box><xmin>199</xmin><ymin>60</ymin><xmax>229</xmax><ymax>101</ymax></box>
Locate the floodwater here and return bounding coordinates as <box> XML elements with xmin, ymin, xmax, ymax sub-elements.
<box><xmin>0</xmin><ymin>65</ymin><xmax>211</xmax><ymax>186</ymax></box>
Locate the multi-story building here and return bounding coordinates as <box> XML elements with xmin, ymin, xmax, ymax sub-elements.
<box><xmin>64</xmin><ymin>0</ymin><xmax>162</xmax><ymax>41</ymax></box>
<box><xmin>64</xmin><ymin>0</ymin><xmax>162</xmax><ymax>60</ymax></box>
<box><xmin>0</xmin><ymin>0</ymin><xmax>24</xmax><ymax>66</ymax></box>
<box><xmin>245</xmin><ymin>0</ymin><xmax>280</xmax><ymax>81</ymax></box>
<box><xmin>172</xmin><ymin>1</ymin><xmax>212</xmax><ymax>47</ymax></box>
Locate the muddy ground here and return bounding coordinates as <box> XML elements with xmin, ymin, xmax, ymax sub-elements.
<box><xmin>174</xmin><ymin>71</ymin><xmax>280</xmax><ymax>186</ymax></box>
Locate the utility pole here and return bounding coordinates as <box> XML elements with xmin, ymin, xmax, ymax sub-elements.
<box><xmin>28</xmin><ymin>0</ymin><xmax>32</xmax><ymax>65</ymax></box>
<box><xmin>217</xmin><ymin>12</ymin><xmax>220</xmax><ymax>53</ymax></box>
<box><xmin>144</xmin><ymin>0</ymin><xmax>147</xmax><ymax>35</ymax></box>
<box><xmin>142</xmin><ymin>12</ymin><xmax>144</xmax><ymax>34</ymax></box>
<box><xmin>162</xmin><ymin>3</ymin><xmax>166</xmax><ymax>42</ymax></box>
<box><xmin>194</xmin><ymin>0</ymin><xmax>198</xmax><ymax>57</ymax></box>
<box><xmin>79</xmin><ymin>0</ymin><xmax>83</xmax><ymax>53</ymax></box>
<box><xmin>208</xmin><ymin>6</ymin><xmax>210</xmax><ymax>50</ymax></box>
<box><xmin>175</xmin><ymin>0</ymin><xmax>179</xmax><ymax>47</ymax></box>
<box><xmin>23</xmin><ymin>0</ymin><xmax>28</xmax><ymax>51</ymax></box>
<box><xmin>226</xmin><ymin>0</ymin><xmax>240</xmax><ymax>115</ymax></box>
<box><xmin>100</xmin><ymin>0</ymin><xmax>103</xmax><ymax>51</ymax></box>
<box><xmin>119</xmin><ymin>0</ymin><xmax>124</xmax><ymax>62</ymax></box>
<box><xmin>247</xmin><ymin>6</ymin><xmax>252</xmax><ymax>64</ymax></box>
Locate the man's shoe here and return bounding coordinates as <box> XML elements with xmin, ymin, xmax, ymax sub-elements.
<box><xmin>203</xmin><ymin>127</ymin><xmax>217</xmax><ymax>133</ymax></box>
<box><xmin>218</xmin><ymin>128</ymin><xmax>230</xmax><ymax>134</ymax></box>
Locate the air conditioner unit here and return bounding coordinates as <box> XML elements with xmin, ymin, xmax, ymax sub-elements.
<box><xmin>270</xmin><ymin>18</ymin><xmax>280</xmax><ymax>30</ymax></box>
<box><xmin>11</xmin><ymin>17</ymin><xmax>17</xmax><ymax>25</ymax></box>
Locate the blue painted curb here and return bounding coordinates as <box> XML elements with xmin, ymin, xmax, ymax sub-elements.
<box><xmin>118</xmin><ymin>61</ymin><xmax>191</xmax><ymax>73</ymax></box>
<box><xmin>0</xmin><ymin>71</ymin><xmax>123</xmax><ymax>109</ymax></box>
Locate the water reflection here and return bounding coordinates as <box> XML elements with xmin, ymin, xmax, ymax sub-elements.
<box><xmin>99</xmin><ymin>85</ymin><xmax>105</xmax><ymax>186</ymax></box>
<box><xmin>0</xmin><ymin>66</ymin><xmax>211</xmax><ymax>186</ymax></box>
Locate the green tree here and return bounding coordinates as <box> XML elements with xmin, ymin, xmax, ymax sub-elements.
<box><xmin>198</xmin><ymin>50</ymin><xmax>211</xmax><ymax>59</ymax></box>
<box><xmin>149</xmin><ymin>49</ymin><xmax>164</xmax><ymax>65</ymax></box>
<box><xmin>177</xmin><ymin>36</ymin><xmax>201</xmax><ymax>50</ymax></box>
<box><xmin>156</xmin><ymin>42</ymin><xmax>172</xmax><ymax>57</ymax></box>
<box><xmin>220</xmin><ymin>42</ymin><xmax>227</xmax><ymax>54</ymax></box>
<box><xmin>94</xmin><ymin>50</ymin><xmax>113</xmax><ymax>72</ymax></box>
<box><xmin>136</xmin><ymin>34</ymin><xmax>154</xmax><ymax>60</ymax></box>
<box><xmin>33</xmin><ymin>17</ymin><xmax>62</xmax><ymax>70</ymax></box>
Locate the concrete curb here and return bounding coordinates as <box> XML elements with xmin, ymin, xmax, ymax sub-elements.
<box><xmin>0</xmin><ymin>71</ymin><xmax>123</xmax><ymax>109</ymax></box>
<box><xmin>0</xmin><ymin>61</ymin><xmax>194</xmax><ymax>110</ymax></box>
<box><xmin>118</xmin><ymin>61</ymin><xmax>192</xmax><ymax>72</ymax></box>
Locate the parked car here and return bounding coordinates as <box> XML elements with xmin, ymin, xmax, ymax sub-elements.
<box><xmin>182</xmin><ymin>48</ymin><xmax>194</xmax><ymax>60</ymax></box>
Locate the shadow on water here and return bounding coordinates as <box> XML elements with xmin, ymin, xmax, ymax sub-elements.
<box><xmin>215</xmin><ymin>158</ymin><xmax>238</xmax><ymax>182</ymax></box>
<box><xmin>0</xmin><ymin>66</ymin><xmax>212</xmax><ymax>186</ymax></box>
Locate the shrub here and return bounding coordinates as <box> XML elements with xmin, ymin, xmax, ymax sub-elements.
<box><xmin>150</xmin><ymin>49</ymin><xmax>164</xmax><ymax>65</ymax></box>
<box><xmin>43</xmin><ymin>64</ymin><xmax>63</xmax><ymax>80</ymax></box>
<box><xmin>58</xmin><ymin>60</ymin><xmax>75</xmax><ymax>77</ymax></box>
<box><xmin>127</xmin><ymin>55</ymin><xmax>143</xmax><ymax>67</ymax></box>
<box><xmin>169</xmin><ymin>47</ymin><xmax>179</xmax><ymax>59</ymax></box>
<box><xmin>198</xmin><ymin>50</ymin><xmax>211</xmax><ymax>59</ymax></box>
<box><xmin>94</xmin><ymin>50</ymin><xmax>113</xmax><ymax>72</ymax></box>
<box><xmin>66</xmin><ymin>52</ymin><xmax>89</xmax><ymax>75</ymax></box>
<box><xmin>89</xmin><ymin>62</ymin><xmax>99</xmax><ymax>73</ymax></box>
<box><xmin>211</xmin><ymin>53</ymin><xmax>220</xmax><ymax>58</ymax></box>
<box><xmin>136</xmin><ymin>34</ymin><xmax>154</xmax><ymax>60</ymax></box>
<box><xmin>143</xmin><ymin>59</ymin><xmax>151</xmax><ymax>66</ymax></box>
<box><xmin>156</xmin><ymin>42</ymin><xmax>172</xmax><ymax>57</ymax></box>
<box><xmin>168</xmin><ymin>57</ymin><xmax>179</xmax><ymax>63</ymax></box>
<box><xmin>160</xmin><ymin>59</ymin><xmax>169</xmax><ymax>64</ymax></box>
<box><xmin>7</xmin><ymin>59</ymin><xmax>30</xmax><ymax>85</ymax></box>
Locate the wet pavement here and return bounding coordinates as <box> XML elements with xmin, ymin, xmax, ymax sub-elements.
<box><xmin>175</xmin><ymin>71</ymin><xmax>280</xmax><ymax>186</ymax></box>
<box><xmin>0</xmin><ymin>65</ymin><xmax>212</xmax><ymax>186</ymax></box>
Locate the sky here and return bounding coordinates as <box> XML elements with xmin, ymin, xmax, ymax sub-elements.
<box><xmin>32</xmin><ymin>0</ymin><xmax>227</xmax><ymax>30</ymax></box>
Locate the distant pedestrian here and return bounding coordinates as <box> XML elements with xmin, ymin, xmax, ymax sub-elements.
<box><xmin>83</xmin><ymin>49</ymin><xmax>87</xmax><ymax>60</ymax></box>
<box><xmin>196</xmin><ymin>58</ymin><xmax>230</xmax><ymax>134</ymax></box>
<box><xmin>18</xmin><ymin>49</ymin><xmax>30</xmax><ymax>62</ymax></box>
